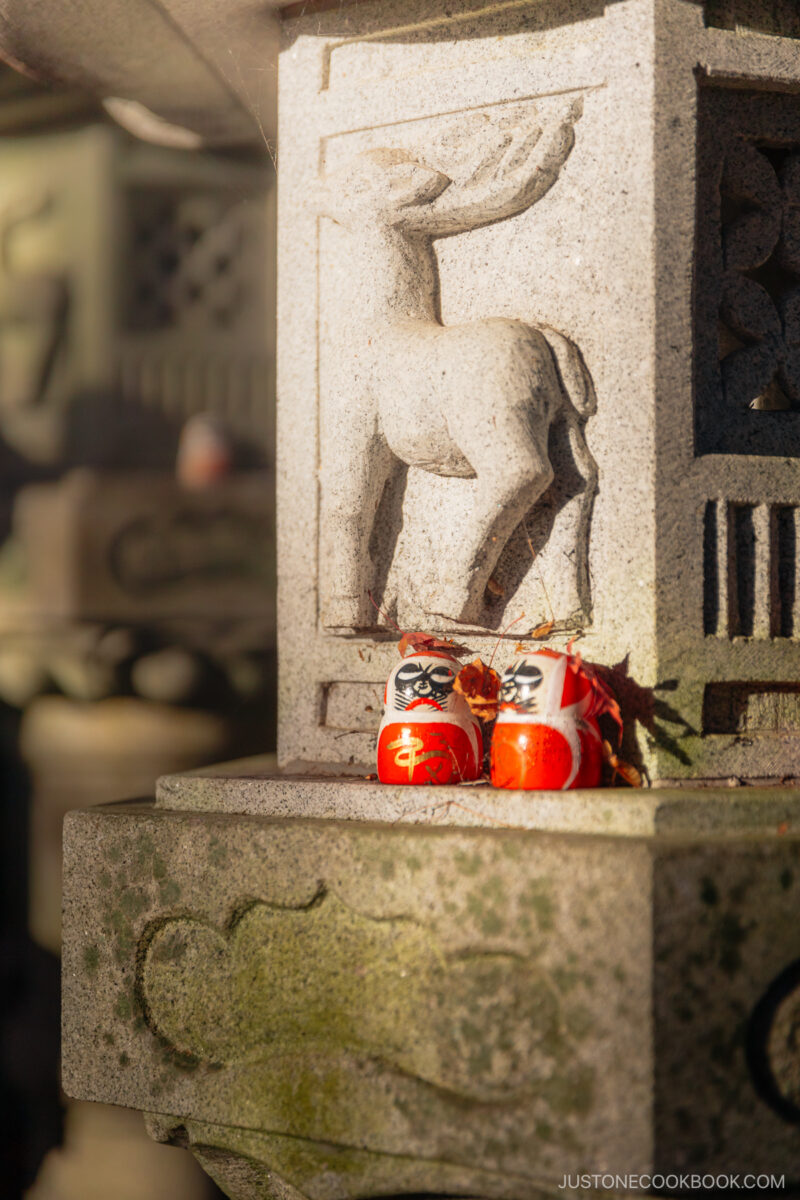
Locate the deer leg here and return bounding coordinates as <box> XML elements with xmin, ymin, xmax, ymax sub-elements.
<box><xmin>319</xmin><ymin>418</ymin><xmax>394</xmax><ymax>633</ymax></box>
<box><xmin>431</xmin><ymin>437</ymin><xmax>554</xmax><ymax>626</ymax></box>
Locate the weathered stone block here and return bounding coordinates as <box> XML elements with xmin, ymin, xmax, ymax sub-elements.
<box><xmin>62</xmin><ymin>781</ymin><xmax>800</xmax><ymax>1198</ymax></box>
<box><xmin>277</xmin><ymin>0</ymin><xmax>800</xmax><ymax>783</ymax></box>
<box><xmin>13</xmin><ymin>469</ymin><xmax>274</xmax><ymax>625</ymax></box>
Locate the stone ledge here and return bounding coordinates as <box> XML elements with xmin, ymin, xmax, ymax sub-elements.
<box><xmin>156</xmin><ymin>757</ymin><xmax>800</xmax><ymax>839</ymax></box>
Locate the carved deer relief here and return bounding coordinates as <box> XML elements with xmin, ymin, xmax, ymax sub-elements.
<box><xmin>0</xmin><ymin>192</ymin><xmax>69</xmax><ymax>462</ymax></box>
<box><xmin>315</xmin><ymin>97</ymin><xmax>597</xmax><ymax>633</ymax></box>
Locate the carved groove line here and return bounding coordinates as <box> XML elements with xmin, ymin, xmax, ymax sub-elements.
<box><xmin>136</xmin><ymin>890</ymin><xmax>591</xmax><ymax>1106</ymax></box>
<box><xmin>322</xmin><ymin>84</ymin><xmax>603</xmax><ymax>142</ymax></box>
<box><xmin>320</xmin><ymin>0</ymin><xmax>578</xmax><ymax>91</ymax></box>
<box><xmin>703</xmin><ymin>498</ymin><xmax>800</xmax><ymax>638</ymax></box>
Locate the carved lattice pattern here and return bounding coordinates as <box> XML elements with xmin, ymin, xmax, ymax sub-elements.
<box><xmin>127</xmin><ymin>190</ymin><xmax>246</xmax><ymax>332</ymax></box>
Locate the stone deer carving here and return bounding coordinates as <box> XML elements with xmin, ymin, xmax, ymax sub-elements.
<box><xmin>0</xmin><ymin>193</ymin><xmax>68</xmax><ymax>408</ymax></box>
<box><xmin>316</xmin><ymin>97</ymin><xmax>596</xmax><ymax>632</ymax></box>
<box><xmin>0</xmin><ymin>191</ymin><xmax>69</xmax><ymax>463</ymax></box>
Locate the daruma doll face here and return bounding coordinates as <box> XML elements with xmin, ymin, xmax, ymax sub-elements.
<box><xmin>497</xmin><ymin>649</ymin><xmax>596</xmax><ymax>720</ymax></box>
<box><xmin>491</xmin><ymin>650</ymin><xmax>604</xmax><ymax>790</ymax></box>
<box><xmin>387</xmin><ymin>654</ymin><xmax>459</xmax><ymax>713</ymax></box>
<box><xmin>377</xmin><ymin>651</ymin><xmax>482</xmax><ymax>785</ymax></box>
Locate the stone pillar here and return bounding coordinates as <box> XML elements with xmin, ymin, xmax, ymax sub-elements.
<box><xmin>61</xmin><ymin>773</ymin><xmax>800</xmax><ymax>1198</ymax></box>
<box><xmin>276</xmin><ymin>0</ymin><xmax>800</xmax><ymax>786</ymax></box>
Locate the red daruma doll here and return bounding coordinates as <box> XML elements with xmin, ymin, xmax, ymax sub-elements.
<box><xmin>491</xmin><ymin>648</ymin><xmax>617</xmax><ymax>790</ymax></box>
<box><xmin>377</xmin><ymin>650</ymin><xmax>483</xmax><ymax>785</ymax></box>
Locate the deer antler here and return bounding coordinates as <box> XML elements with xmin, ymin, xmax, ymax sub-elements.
<box><xmin>396</xmin><ymin>96</ymin><xmax>583</xmax><ymax>238</ymax></box>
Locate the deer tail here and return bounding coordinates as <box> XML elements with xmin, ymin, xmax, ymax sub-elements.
<box><xmin>540</xmin><ymin>327</ymin><xmax>598</xmax><ymax>619</ymax></box>
<box><xmin>540</xmin><ymin>327</ymin><xmax>597</xmax><ymax>420</ymax></box>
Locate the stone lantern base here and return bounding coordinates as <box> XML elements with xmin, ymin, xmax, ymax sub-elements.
<box><xmin>61</xmin><ymin>762</ymin><xmax>800</xmax><ymax>1200</ymax></box>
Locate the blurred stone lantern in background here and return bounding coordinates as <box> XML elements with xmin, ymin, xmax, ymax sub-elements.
<box><xmin>0</xmin><ymin>58</ymin><xmax>275</xmax><ymax>1200</ymax></box>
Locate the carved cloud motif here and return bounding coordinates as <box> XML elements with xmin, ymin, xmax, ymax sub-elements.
<box><xmin>138</xmin><ymin>890</ymin><xmax>590</xmax><ymax>1106</ymax></box>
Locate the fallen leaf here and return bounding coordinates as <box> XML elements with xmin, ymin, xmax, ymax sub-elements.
<box><xmin>454</xmin><ymin>657</ymin><xmax>501</xmax><ymax>722</ymax></box>
<box><xmin>531</xmin><ymin>620</ymin><xmax>554</xmax><ymax>640</ymax></box>
<box><xmin>486</xmin><ymin>576</ymin><xmax>505</xmax><ymax>598</ymax></box>
<box><xmin>398</xmin><ymin>632</ymin><xmax>472</xmax><ymax>658</ymax></box>
<box><xmin>602</xmin><ymin>740</ymin><xmax>642</xmax><ymax>788</ymax></box>
<box><xmin>571</xmin><ymin>655</ymin><xmax>622</xmax><ymax>730</ymax></box>
<box><xmin>778</xmin><ymin>820</ymin><xmax>789</xmax><ymax>836</ymax></box>
<box><xmin>364</xmin><ymin>773</ymin><xmax>378</xmax><ymax>781</ymax></box>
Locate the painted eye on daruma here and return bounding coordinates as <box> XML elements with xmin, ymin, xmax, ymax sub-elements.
<box><xmin>396</xmin><ymin>663</ymin><xmax>454</xmax><ymax>694</ymax></box>
<box><xmin>500</xmin><ymin>661</ymin><xmax>543</xmax><ymax>702</ymax></box>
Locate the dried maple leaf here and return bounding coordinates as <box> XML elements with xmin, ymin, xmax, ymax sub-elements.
<box><xmin>602</xmin><ymin>740</ymin><xmax>642</xmax><ymax>788</ymax></box>
<box><xmin>566</xmin><ymin>650</ymin><xmax>622</xmax><ymax>730</ymax></box>
<box><xmin>398</xmin><ymin>631</ymin><xmax>472</xmax><ymax>658</ymax></box>
<box><xmin>454</xmin><ymin>657</ymin><xmax>501</xmax><ymax>722</ymax></box>
<box><xmin>530</xmin><ymin>620</ymin><xmax>554</xmax><ymax>639</ymax></box>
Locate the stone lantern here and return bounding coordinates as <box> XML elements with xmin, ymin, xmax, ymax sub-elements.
<box><xmin>3</xmin><ymin>1</ymin><xmax>799</xmax><ymax>1197</ymax></box>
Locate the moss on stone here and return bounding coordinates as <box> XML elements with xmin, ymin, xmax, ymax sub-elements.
<box><xmin>717</xmin><ymin>912</ymin><xmax>749</xmax><ymax>976</ymax></box>
<box><xmin>208</xmin><ymin>836</ymin><xmax>228</xmax><ymax>868</ymax></box>
<box><xmin>83</xmin><ymin>944</ymin><xmax>100</xmax><ymax>973</ymax></box>
<box><xmin>158</xmin><ymin>879</ymin><xmax>181</xmax><ymax>905</ymax></box>
<box><xmin>466</xmin><ymin>891</ymin><xmax>505</xmax><ymax>936</ymax></box>
<box><xmin>520</xmin><ymin>878</ymin><xmax>555</xmax><ymax>932</ymax></box>
<box><xmin>453</xmin><ymin>849</ymin><xmax>483</xmax><ymax>876</ymax></box>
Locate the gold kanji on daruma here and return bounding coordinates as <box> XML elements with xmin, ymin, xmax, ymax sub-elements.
<box><xmin>377</xmin><ymin>650</ymin><xmax>482</xmax><ymax>785</ymax></box>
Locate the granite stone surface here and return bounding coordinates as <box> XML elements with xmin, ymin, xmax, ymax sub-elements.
<box><xmin>277</xmin><ymin>0</ymin><xmax>800</xmax><ymax>784</ymax></box>
<box><xmin>157</xmin><ymin>756</ymin><xmax>800</xmax><ymax>838</ymax></box>
<box><xmin>62</xmin><ymin>794</ymin><xmax>800</xmax><ymax>1197</ymax></box>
